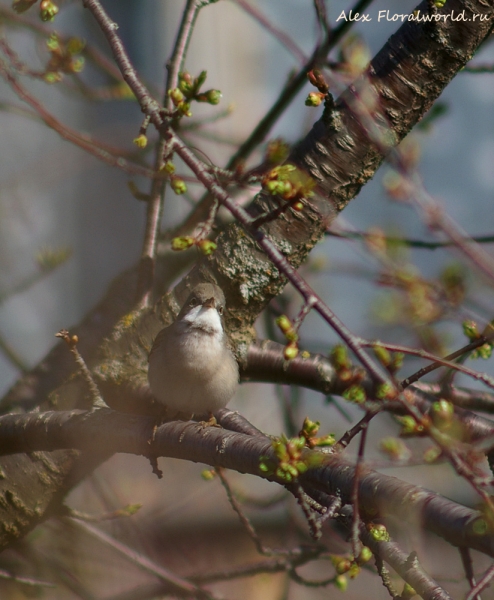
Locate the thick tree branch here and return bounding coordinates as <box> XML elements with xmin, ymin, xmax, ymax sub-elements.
<box><xmin>0</xmin><ymin>407</ymin><xmax>492</xmax><ymax>561</ymax></box>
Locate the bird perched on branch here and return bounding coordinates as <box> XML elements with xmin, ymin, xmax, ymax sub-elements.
<box><xmin>148</xmin><ymin>283</ymin><xmax>239</xmax><ymax>420</ymax></box>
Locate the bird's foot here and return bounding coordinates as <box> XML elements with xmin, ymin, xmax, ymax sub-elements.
<box><xmin>198</xmin><ymin>413</ymin><xmax>222</xmax><ymax>428</ymax></box>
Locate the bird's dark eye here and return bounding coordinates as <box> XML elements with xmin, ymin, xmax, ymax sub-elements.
<box><xmin>189</xmin><ymin>297</ymin><xmax>198</xmax><ymax>307</ymax></box>
<box><xmin>218</xmin><ymin>306</ymin><xmax>224</xmax><ymax>315</ymax></box>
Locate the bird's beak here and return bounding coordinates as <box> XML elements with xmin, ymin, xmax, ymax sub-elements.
<box><xmin>203</xmin><ymin>296</ymin><xmax>216</xmax><ymax>309</ymax></box>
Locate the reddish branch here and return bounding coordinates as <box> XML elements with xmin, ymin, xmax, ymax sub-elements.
<box><xmin>0</xmin><ymin>62</ymin><xmax>162</xmax><ymax>179</ymax></box>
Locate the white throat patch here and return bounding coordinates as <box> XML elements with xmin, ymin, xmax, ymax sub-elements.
<box><xmin>183</xmin><ymin>305</ymin><xmax>223</xmax><ymax>336</ymax></box>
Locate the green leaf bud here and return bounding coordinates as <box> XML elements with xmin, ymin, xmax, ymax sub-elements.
<box><xmin>283</xmin><ymin>342</ymin><xmax>299</xmax><ymax>360</ymax></box>
<box><xmin>196</xmin><ymin>70</ymin><xmax>207</xmax><ymax>88</ymax></box>
<box><xmin>40</xmin><ymin>0</ymin><xmax>59</xmax><ymax>21</ymax></box>
<box><xmin>43</xmin><ymin>71</ymin><xmax>63</xmax><ymax>84</ymax></box>
<box><xmin>201</xmin><ymin>469</ymin><xmax>216</xmax><ymax>481</ymax></box>
<box><xmin>462</xmin><ymin>320</ymin><xmax>479</xmax><ymax>341</ymax></box>
<box><xmin>171</xmin><ymin>236</ymin><xmax>194</xmax><ymax>251</ymax></box>
<box><xmin>402</xmin><ymin>583</ymin><xmax>417</xmax><ymax>599</ymax></box>
<box><xmin>66</xmin><ymin>37</ymin><xmax>85</xmax><ymax>55</ymax></box>
<box><xmin>334</xmin><ymin>575</ymin><xmax>348</xmax><ymax>591</ymax></box>
<box><xmin>177</xmin><ymin>101</ymin><xmax>192</xmax><ymax>117</ymax></box>
<box><xmin>369</xmin><ymin>523</ymin><xmax>390</xmax><ymax>542</ymax></box>
<box><xmin>196</xmin><ymin>89</ymin><xmax>222</xmax><ymax>105</ymax></box>
<box><xmin>305</xmin><ymin>91</ymin><xmax>325</xmax><ymax>107</ymax></box>
<box><xmin>70</xmin><ymin>57</ymin><xmax>85</xmax><ymax>73</ymax></box>
<box><xmin>335</xmin><ymin>559</ymin><xmax>352</xmax><ymax>574</ymax></box>
<box><xmin>161</xmin><ymin>161</ymin><xmax>176</xmax><ymax>175</ymax></box>
<box><xmin>133</xmin><ymin>134</ymin><xmax>148</xmax><ymax>149</ymax></box>
<box><xmin>170</xmin><ymin>177</ymin><xmax>187</xmax><ymax>195</ymax></box>
<box><xmin>357</xmin><ymin>546</ymin><xmax>373</xmax><ymax>564</ymax></box>
<box><xmin>197</xmin><ymin>239</ymin><xmax>217</xmax><ymax>256</ymax></box>
<box><xmin>430</xmin><ymin>399</ymin><xmax>454</xmax><ymax>429</ymax></box>
<box><xmin>343</xmin><ymin>385</ymin><xmax>366</xmax><ymax>404</ymax></box>
<box><xmin>168</xmin><ymin>87</ymin><xmax>185</xmax><ymax>106</ymax></box>
<box><xmin>423</xmin><ymin>445</ymin><xmax>442</xmax><ymax>463</ymax></box>
<box><xmin>301</xmin><ymin>417</ymin><xmax>320</xmax><ymax>438</ymax></box>
<box><xmin>373</xmin><ymin>343</ymin><xmax>391</xmax><ymax>366</ymax></box>
<box><xmin>46</xmin><ymin>33</ymin><xmax>60</xmax><ymax>51</ymax></box>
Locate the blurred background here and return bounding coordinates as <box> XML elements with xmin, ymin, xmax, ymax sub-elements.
<box><xmin>0</xmin><ymin>0</ymin><xmax>493</xmax><ymax>597</ymax></box>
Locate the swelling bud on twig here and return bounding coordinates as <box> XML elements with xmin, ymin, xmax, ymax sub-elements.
<box><xmin>368</xmin><ymin>523</ymin><xmax>390</xmax><ymax>542</ymax></box>
<box><xmin>160</xmin><ymin>161</ymin><xmax>175</xmax><ymax>175</ymax></box>
<box><xmin>170</xmin><ymin>177</ymin><xmax>187</xmax><ymax>195</ymax></box>
<box><xmin>398</xmin><ymin>415</ymin><xmax>426</xmax><ymax>436</ymax></box>
<box><xmin>305</xmin><ymin>92</ymin><xmax>325</xmax><ymax>107</ymax></box>
<box><xmin>43</xmin><ymin>72</ymin><xmax>62</xmax><ymax>83</ymax></box>
<box><xmin>379</xmin><ymin>437</ymin><xmax>410</xmax><ymax>461</ymax></box>
<box><xmin>133</xmin><ymin>134</ymin><xmax>148</xmax><ymax>149</ymax></box>
<box><xmin>40</xmin><ymin>0</ymin><xmax>58</xmax><ymax>21</ymax></box>
<box><xmin>401</xmin><ymin>583</ymin><xmax>418</xmax><ymax>600</ymax></box>
<box><xmin>201</xmin><ymin>469</ymin><xmax>216</xmax><ymax>481</ymax></box>
<box><xmin>356</xmin><ymin>546</ymin><xmax>373</xmax><ymax>565</ymax></box>
<box><xmin>171</xmin><ymin>236</ymin><xmax>194</xmax><ymax>251</ymax></box>
<box><xmin>283</xmin><ymin>341</ymin><xmax>299</xmax><ymax>360</ymax></box>
<box><xmin>178</xmin><ymin>70</ymin><xmax>195</xmax><ymax>95</ymax></box>
<box><xmin>168</xmin><ymin>87</ymin><xmax>185</xmax><ymax>106</ymax></box>
<box><xmin>334</xmin><ymin>575</ymin><xmax>348</xmax><ymax>591</ymax></box>
<box><xmin>259</xmin><ymin>435</ymin><xmax>322</xmax><ymax>483</ymax></box>
<box><xmin>197</xmin><ymin>239</ymin><xmax>217</xmax><ymax>256</ymax></box>
<box><xmin>275</xmin><ymin>314</ymin><xmax>298</xmax><ymax>342</ymax></box>
<box><xmin>343</xmin><ymin>384</ymin><xmax>366</xmax><ymax>404</ymax></box>
<box><xmin>300</xmin><ymin>417</ymin><xmax>336</xmax><ymax>448</ymax></box>
<box><xmin>430</xmin><ymin>399</ymin><xmax>454</xmax><ymax>429</ymax></box>
<box><xmin>307</xmin><ymin>69</ymin><xmax>329</xmax><ymax>93</ymax></box>
<box><xmin>195</xmin><ymin>89</ymin><xmax>222</xmax><ymax>105</ymax></box>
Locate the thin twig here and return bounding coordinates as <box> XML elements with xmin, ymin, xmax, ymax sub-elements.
<box><xmin>389</xmin><ymin>338</ymin><xmax>494</xmax><ymax>390</ymax></box>
<box><xmin>134</xmin><ymin>0</ymin><xmax>207</xmax><ymax>307</ymax></box>
<box><xmin>350</xmin><ymin>423</ymin><xmax>368</xmax><ymax>560</ymax></box>
<box><xmin>465</xmin><ymin>563</ymin><xmax>494</xmax><ymax>600</ymax></box>
<box><xmin>0</xmin><ymin>332</ymin><xmax>28</xmax><ymax>372</ymax></box>
<box><xmin>291</xmin><ymin>483</ymin><xmax>324</xmax><ymax>540</ymax></box>
<box><xmin>0</xmin><ymin>568</ymin><xmax>55</xmax><ymax>588</ymax></box>
<box><xmin>68</xmin><ymin>517</ymin><xmax>217</xmax><ymax>599</ymax></box>
<box><xmin>232</xmin><ymin>0</ymin><xmax>308</xmax><ymax>64</ymax></box>
<box><xmin>374</xmin><ymin>554</ymin><xmax>399</xmax><ymax>599</ymax></box>
<box><xmin>165</xmin><ymin>0</ymin><xmax>202</xmax><ymax>111</ymax></box>
<box><xmin>81</xmin><ymin>0</ymin><xmax>162</xmax><ymax>119</ymax></box>
<box><xmin>337</xmin><ymin>411</ymin><xmax>377</xmax><ymax>450</ymax></box>
<box><xmin>326</xmin><ymin>228</ymin><xmax>494</xmax><ymax>249</ymax></box>
<box><xmin>227</xmin><ymin>0</ymin><xmax>375</xmax><ymax>167</ymax></box>
<box><xmin>0</xmin><ymin>62</ymin><xmax>163</xmax><ymax>179</ymax></box>
<box><xmin>463</xmin><ymin>64</ymin><xmax>494</xmax><ymax>73</ymax></box>
<box><xmin>459</xmin><ymin>547</ymin><xmax>481</xmax><ymax>600</ymax></box>
<box><xmin>292</xmin><ymin>294</ymin><xmax>318</xmax><ymax>332</ymax></box>
<box><xmin>55</xmin><ymin>330</ymin><xmax>107</xmax><ymax>408</ymax></box>
<box><xmin>312</xmin><ymin>0</ymin><xmax>330</xmax><ymax>38</ymax></box>
<box><xmin>216</xmin><ymin>467</ymin><xmax>289</xmax><ymax>556</ymax></box>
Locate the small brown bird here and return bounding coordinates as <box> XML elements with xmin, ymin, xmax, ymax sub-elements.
<box><xmin>148</xmin><ymin>283</ymin><xmax>239</xmax><ymax>418</ymax></box>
